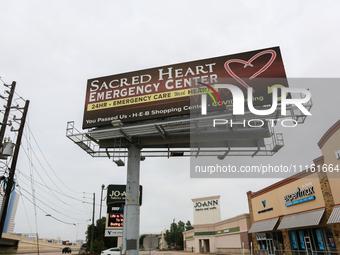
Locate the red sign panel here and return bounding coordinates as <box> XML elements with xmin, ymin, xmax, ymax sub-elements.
<box><xmin>83</xmin><ymin>46</ymin><xmax>287</xmax><ymax>129</ymax></box>
<box><xmin>108</xmin><ymin>212</ymin><xmax>124</xmax><ymax>227</ymax></box>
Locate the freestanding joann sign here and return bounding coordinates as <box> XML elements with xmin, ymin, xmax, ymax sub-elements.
<box><xmin>83</xmin><ymin>46</ymin><xmax>288</xmax><ymax>129</ymax></box>
<box><xmin>105</xmin><ymin>185</ymin><xmax>142</xmax><ymax>237</ymax></box>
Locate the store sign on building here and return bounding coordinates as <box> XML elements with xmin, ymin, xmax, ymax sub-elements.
<box><xmin>335</xmin><ymin>149</ymin><xmax>340</xmax><ymax>159</ymax></box>
<box><xmin>194</xmin><ymin>199</ymin><xmax>218</xmax><ymax>211</ymax></box>
<box><xmin>217</xmin><ymin>227</ymin><xmax>240</xmax><ymax>235</ymax></box>
<box><xmin>258</xmin><ymin>199</ymin><xmax>274</xmax><ymax>214</ymax></box>
<box><xmin>283</xmin><ymin>183</ymin><xmax>315</xmax><ymax>207</ymax></box>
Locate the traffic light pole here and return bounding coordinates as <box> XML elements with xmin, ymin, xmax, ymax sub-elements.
<box><xmin>0</xmin><ymin>100</ymin><xmax>29</xmax><ymax>242</ymax></box>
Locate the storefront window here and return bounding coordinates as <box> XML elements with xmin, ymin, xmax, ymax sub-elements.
<box><xmin>324</xmin><ymin>226</ymin><xmax>337</xmax><ymax>253</ymax></box>
<box><xmin>288</xmin><ymin>227</ymin><xmax>337</xmax><ymax>255</ymax></box>
<box><xmin>256</xmin><ymin>232</ymin><xmax>284</xmax><ymax>255</ymax></box>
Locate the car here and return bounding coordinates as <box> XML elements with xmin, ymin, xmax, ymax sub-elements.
<box><xmin>62</xmin><ymin>247</ymin><xmax>72</xmax><ymax>253</ymax></box>
<box><xmin>78</xmin><ymin>244</ymin><xmax>88</xmax><ymax>254</ymax></box>
<box><xmin>101</xmin><ymin>247</ymin><xmax>120</xmax><ymax>255</ymax></box>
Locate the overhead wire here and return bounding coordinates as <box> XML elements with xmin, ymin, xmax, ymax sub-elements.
<box><xmin>22</xmin><ymin>131</ymin><xmax>73</xmax><ymax>195</ymax></box>
<box><xmin>18</xmin><ymin>185</ymin><xmax>89</xmax><ymax>221</ymax></box>
<box><xmin>16</xmin><ymin>154</ymin><xmax>92</xmax><ymax>209</ymax></box>
<box><xmin>16</xmin><ymin>176</ymin><xmax>89</xmax><ymax>217</ymax></box>
<box><xmin>1</xmin><ymin>89</ymin><xmax>103</xmax><ymax>230</ymax></box>
<box><xmin>26</xmin><ymin>114</ymin><xmax>40</xmax><ymax>242</ymax></box>
<box><xmin>17</xmin><ymin>190</ymin><xmax>76</xmax><ymax>226</ymax></box>
<box><xmin>19</xmin><ymin>140</ymin><xmax>86</xmax><ymax>208</ymax></box>
<box><xmin>16</xmin><ymin>184</ymin><xmax>34</xmax><ymax>234</ymax></box>
<box><xmin>17</xmin><ymin>171</ymin><xmax>87</xmax><ymax>205</ymax></box>
<box><xmin>24</xmin><ymin>122</ymin><xmax>85</xmax><ymax>195</ymax></box>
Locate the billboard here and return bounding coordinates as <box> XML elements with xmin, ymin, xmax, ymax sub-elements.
<box><xmin>83</xmin><ymin>46</ymin><xmax>287</xmax><ymax>129</ymax></box>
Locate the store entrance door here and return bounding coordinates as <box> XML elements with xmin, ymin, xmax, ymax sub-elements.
<box><xmin>304</xmin><ymin>237</ymin><xmax>313</xmax><ymax>255</ymax></box>
<box><xmin>266</xmin><ymin>239</ymin><xmax>274</xmax><ymax>255</ymax></box>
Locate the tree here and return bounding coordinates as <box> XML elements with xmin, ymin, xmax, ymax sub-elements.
<box><xmin>185</xmin><ymin>220</ymin><xmax>194</xmax><ymax>231</ymax></box>
<box><xmin>90</xmin><ymin>240</ymin><xmax>98</xmax><ymax>253</ymax></box>
<box><xmin>164</xmin><ymin>220</ymin><xmax>186</xmax><ymax>249</ymax></box>
<box><xmin>98</xmin><ymin>240</ymin><xmax>106</xmax><ymax>253</ymax></box>
<box><xmin>85</xmin><ymin>217</ymin><xmax>116</xmax><ymax>253</ymax></box>
<box><xmin>139</xmin><ymin>234</ymin><xmax>147</xmax><ymax>248</ymax></box>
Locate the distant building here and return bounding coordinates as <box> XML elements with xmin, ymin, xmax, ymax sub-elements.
<box><xmin>0</xmin><ymin>189</ymin><xmax>20</xmax><ymax>233</ymax></box>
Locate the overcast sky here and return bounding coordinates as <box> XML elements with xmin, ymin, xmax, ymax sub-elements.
<box><xmin>1</xmin><ymin>0</ymin><xmax>340</xmax><ymax>243</ymax></box>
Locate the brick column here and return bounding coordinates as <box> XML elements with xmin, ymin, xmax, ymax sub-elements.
<box><xmin>317</xmin><ymin>170</ymin><xmax>340</xmax><ymax>254</ymax></box>
<box><xmin>275</xmin><ymin>216</ymin><xmax>292</xmax><ymax>255</ymax></box>
<box><xmin>247</xmin><ymin>191</ymin><xmax>258</xmax><ymax>255</ymax></box>
<box><xmin>281</xmin><ymin>229</ymin><xmax>292</xmax><ymax>255</ymax></box>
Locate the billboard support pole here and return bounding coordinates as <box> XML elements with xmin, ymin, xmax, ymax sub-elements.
<box><xmin>122</xmin><ymin>143</ymin><xmax>141</xmax><ymax>255</ymax></box>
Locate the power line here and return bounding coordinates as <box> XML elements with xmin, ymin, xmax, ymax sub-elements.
<box><xmin>18</xmin><ymin>185</ymin><xmax>90</xmax><ymax>222</ymax></box>
<box><xmin>17</xmin><ymin>185</ymin><xmax>34</xmax><ymax>234</ymax></box>
<box><xmin>16</xmin><ymin>177</ymin><xmax>88</xmax><ymax>217</ymax></box>
<box><xmin>25</xmin><ymin>123</ymin><xmax>85</xmax><ymax>195</ymax></box>
<box><xmin>16</xmin><ymin>191</ymin><xmax>77</xmax><ymax>226</ymax></box>
<box><xmin>16</xmin><ymin>168</ymin><xmax>91</xmax><ymax>206</ymax></box>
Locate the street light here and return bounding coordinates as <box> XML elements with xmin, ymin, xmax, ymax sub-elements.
<box><xmin>46</xmin><ymin>214</ymin><xmax>77</xmax><ymax>226</ymax></box>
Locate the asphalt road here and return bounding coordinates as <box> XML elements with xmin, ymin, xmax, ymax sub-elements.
<box><xmin>14</xmin><ymin>251</ymin><xmax>197</xmax><ymax>255</ymax></box>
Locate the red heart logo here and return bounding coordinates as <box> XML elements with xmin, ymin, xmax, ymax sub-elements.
<box><xmin>224</xmin><ymin>50</ymin><xmax>277</xmax><ymax>90</ymax></box>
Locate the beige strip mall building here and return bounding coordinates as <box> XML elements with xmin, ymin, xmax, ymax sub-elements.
<box><xmin>183</xmin><ymin>196</ymin><xmax>251</xmax><ymax>254</ymax></box>
<box><xmin>247</xmin><ymin>120</ymin><xmax>340</xmax><ymax>255</ymax></box>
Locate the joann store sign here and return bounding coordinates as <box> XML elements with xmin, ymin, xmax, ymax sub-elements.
<box><xmin>194</xmin><ymin>199</ymin><xmax>219</xmax><ymax>211</ymax></box>
<box><xmin>106</xmin><ymin>184</ymin><xmax>143</xmax><ymax>205</ymax></box>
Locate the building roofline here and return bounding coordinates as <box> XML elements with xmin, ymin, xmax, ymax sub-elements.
<box><xmin>247</xmin><ymin>169</ymin><xmax>317</xmax><ymax>198</ymax></box>
<box><xmin>192</xmin><ymin>213</ymin><xmax>250</xmax><ymax>228</ymax></box>
<box><xmin>318</xmin><ymin>119</ymin><xmax>340</xmax><ymax>149</ymax></box>
<box><xmin>192</xmin><ymin>195</ymin><xmax>220</xmax><ymax>202</ymax></box>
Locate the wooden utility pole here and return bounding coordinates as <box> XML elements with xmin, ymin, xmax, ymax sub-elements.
<box><xmin>0</xmin><ymin>100</ymin><xmax>29</xmax><ymax>242</ymax></box>
<box><xmin>0</xmin><ymin>81</ymin><xmax>16</xmax><ymax>143</ymax></box>
<box><xmin>90</xmin><ymin>193</ymin><xmax>95</xmax><ymax>251</ymax></box>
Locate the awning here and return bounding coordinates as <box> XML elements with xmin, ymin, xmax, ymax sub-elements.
<box><xmin>327</xmin><ymin>205</ymin><xmax>340</xmax><ymax>224</ymax></box>
<box><xmin>277</xmin><ymin>208</ymin><xmax>325</xmax><ymax>230</ymax></box>
<box><xmin>248</xmin><ymin>218</ymin><xmax>279</xmax><ymax>233</ymax></box>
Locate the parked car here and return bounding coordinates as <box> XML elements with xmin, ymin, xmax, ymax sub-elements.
<box><xmin>78</xmin><ymin>244</ymin><xmax>88</xmax><ymax>254</ymax></box>
<box><xmin>62</xmin><ymin>247</ymin><xmax>72</xmax><ymax>253</ymax></box>
<box><xmin>101</xmin><ymin>247</ymin><xmax>120</xmax><ymax>255</ymax></box>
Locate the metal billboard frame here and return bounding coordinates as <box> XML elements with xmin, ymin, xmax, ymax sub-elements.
<box><xmin>67</xmin><ymin>97</ymin><xmax>312</xmax><ymax>255</ymax></box>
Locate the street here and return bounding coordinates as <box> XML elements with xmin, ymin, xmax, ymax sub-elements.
<box><xmin>11</xmin><ymin>251</ymin><xmax>199</xmax><ymax>255</ymax></box>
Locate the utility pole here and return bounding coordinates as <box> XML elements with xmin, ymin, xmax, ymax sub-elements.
<box><xmin>0</xmin><ymin>82</ymin><xmax>16</xmax><ymax>238</ymax></box>
<box><xmin>90</xmin><ymin>193</ymin><xmax>95</xmax><ymax>251</ymax></box>
<box><xmin>99</xmin><ymin>184</ymin><xmax>105</xmax><ymax>222</ymax></box>
<box><xmin>0</xmin><ymin>100</ymin><xmax>29</xmax><ymax>241</ymax></box>
<box><xmin>98</xmin><ymin>184</ymin><xmax>105</xmax><ymax>242</ymax></box>
<box><xmin>0</xmin><ymin>81</ymin><xmax>15</xmax><ymax>143</ymax></box>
